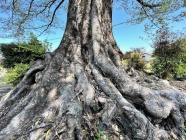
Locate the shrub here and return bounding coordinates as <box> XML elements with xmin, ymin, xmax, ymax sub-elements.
<box><xmin>152</xmin><ymin>29</ymin><xmax>186</xmax><ymax>79</ymax></box>
<box><xmin>122</xmin><ymin>48</ymin><xmax>146</xmax><ymax>70</ymax></box>
<box><xmin>0</xmin><ymin>43</ymin><xmax>46</xmax><ymax>68</ymax></box>
<box><xmin>151</xmin><ymin>57</ymin><xmax>172</xmax><ymax>79</ymax></box>
<box><xmin>2</xmin><ymin>63</ymin><xmax>29</xmax><ymax>85</ymax></box>
<box><xmin>174</xmin><ymin>62</ymin><xmax>186</xmax><ymax>79</ymax></box>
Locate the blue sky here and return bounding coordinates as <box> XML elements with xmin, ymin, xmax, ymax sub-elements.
<box><xmin>112</xmin><ymin>8</ymin><xmax>152</xmax><ymax>52</ymax></box>
<box><xmin>0</xmin><ymin>1</ymin><xmax>185</xmax><ymax>53</ymax></box>
<box><xmin>38</xmin><ymin>8</ymin><xmax>155</xmax><ymax>52</ymax></box>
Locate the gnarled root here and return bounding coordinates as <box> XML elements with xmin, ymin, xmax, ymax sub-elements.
<box><xmin>0</xmin><ymin>53</ymin><xmax>185</xmax><ymax>140</ymax></box>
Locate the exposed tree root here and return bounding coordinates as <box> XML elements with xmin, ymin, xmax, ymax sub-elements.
<box><xmin>0</xmin><ymin>53</ymin><xmax>185</xmax><ymax>139</ymax></box>
<box><xmin>0</xmin><ymin>0</ymin><xmax>186</xmax><ymax>139</ymax></box>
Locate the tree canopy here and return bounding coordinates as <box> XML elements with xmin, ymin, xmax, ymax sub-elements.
<box><xmin>0</xmin><ymin>0</ymin><xmax>185</xmax><ymax>38</ymax></box>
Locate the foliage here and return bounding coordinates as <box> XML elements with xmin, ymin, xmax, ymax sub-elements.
<box><xmin>0</xmin><ymin>0</ymin><xmax>185</xmax><ymax>37</ymax></box>
<box><xmin>0</xmin><ymin>33</ymin><xmax>49</xmax><ymax>85</ymax></box>
<box><xmin>151</xmin><ymin>29</ymin><xmax>186</xmax><ymax>79</ymax></box>
<box><xmin>94</xmin><ymin>130</ymin><xmax>109</xmax><ymax>140</ymax></box>
<box><xmin>169</xmin><ymin>125</ymin><xmax>186</xmax><ymax>139</ymax></box>
<box><xmin>1</xmin><ymin>63</ymin><xmax>29</xmax><ymax>85</ymax></box>
<box><xmin>151</xmin><ymin>57</ymin><xmax>172</xmax><ymax>79</ymax></box>
<box><xmin>94</xmin><ymin>130</ymin><xmax>103</xmax><ymax>140</ymax></box>
<box><xmin>122</xmin><ymin>48</ymin><xmax>146</xmax><ymax>70</ymax></box>
<box><xmin>0</xmin><ymin>33</ymin><xmax>48</xmax><ymax>68</ymax></box>
<box><xmin>174</xmin><ymin>61</ymin><xmax>186</xmax><ymax>79</ymax></box>
<box><xmin>144</xmin><ymin>59</ymin><xmax>153</xmax><ymax>73</ymax></box>
<box><xmin>181</xmin><ymin>125</ymin><xmax>186</xmax><ymax>139</ymax></box>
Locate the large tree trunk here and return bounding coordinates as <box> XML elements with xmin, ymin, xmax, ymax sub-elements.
<box><xmin>0</xmin><ymin>0</ymin><xmax>186</xmax><ymax>139</ymax></box>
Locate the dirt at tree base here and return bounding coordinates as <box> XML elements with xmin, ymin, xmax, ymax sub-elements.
<box><xmin>127</xmin><ymin>69</ymin><xmax>186</xmax><ymax>93</ymax></box>
<box><xmin>170</xmin><ymin>81</ymin><xmax>186</xmax><ymax>92</ymax></box>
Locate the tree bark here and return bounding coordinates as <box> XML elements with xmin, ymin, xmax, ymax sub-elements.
<box><xmin>0</xmin><ymin>0</ymin><xmax>186</xmax><ymax>139</ymax></box>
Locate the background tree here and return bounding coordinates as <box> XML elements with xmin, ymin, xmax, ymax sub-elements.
<box><xmin>152</xmin><ymin>29</ymin><xmax>186</xmax><ymax>79</ymax></box>
<box><xmin>0</xmin><ymin>0</ymin><xmax>186</xmax><ymax>139</ymax></box>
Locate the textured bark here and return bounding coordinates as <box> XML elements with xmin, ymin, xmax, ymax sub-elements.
<box><xmin>0</xmin><ymin>0</ymin><xmax>186</xmax><ymax>140</ymax></box>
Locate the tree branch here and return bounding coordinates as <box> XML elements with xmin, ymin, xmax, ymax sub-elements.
<box><xmin>20</xmin><ymin>0</ymin><xmax>34</xmax><ymax>24</ymax></box>
<box><xmin>36</xmin><ymin>0</ymin><xmax>56</xmax><ymax>17</ymax></box>
<box><xmin>12</xmin><ymin>0</ymin><xmax>17</xmax><ymax>10</ymax></box>
<box><xmin>38</xmin><ymin>0</ymin><xmax>65</xmax><ymax>36</ymax></box>
<box><xmin>136</xmin><ymin>0</ymin><xmax>162</xmax><ymax>9</ymax></box>
<box><xmin>141</xmin><ymin>6</ymin><xmax>161</xmax><ymax>28</ymax></box>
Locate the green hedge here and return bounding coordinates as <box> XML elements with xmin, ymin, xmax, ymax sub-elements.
<box><xmin>0</xmin><ymin>43</ymin><xmax>46</xmax><ymax>68</ymax></box>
